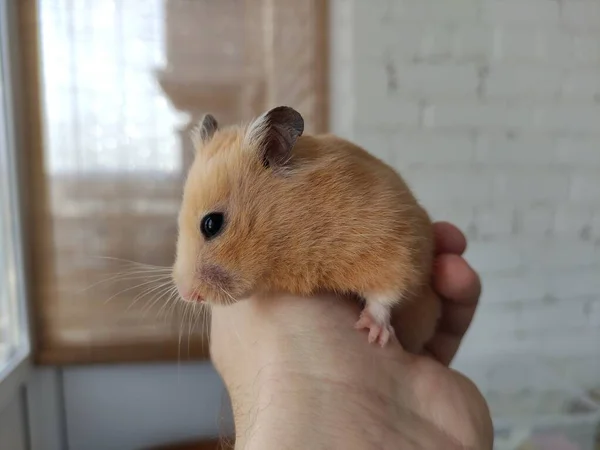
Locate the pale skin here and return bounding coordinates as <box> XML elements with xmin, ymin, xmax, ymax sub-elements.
<box><xmin>210</xmin><ymin>222</ymin><xmax>493</xmax><ymax>450</ymax></box>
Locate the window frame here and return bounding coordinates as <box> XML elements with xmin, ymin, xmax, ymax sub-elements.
<box><xmin>0</xmin><ymin>0</ymin><xmax>33</xmax><ymax>402</ymax></box>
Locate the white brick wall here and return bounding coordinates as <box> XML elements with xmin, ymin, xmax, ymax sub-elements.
<box><xmin>331</xmin><ymin>0</ymin><xmax>600</xmax><ymax>369</ymax></box>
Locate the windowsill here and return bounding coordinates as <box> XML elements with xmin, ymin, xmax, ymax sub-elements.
<box><xmin>0</xmin><ymin>347</ymin><xmax>31</xmax><ymax>412</ymax></box>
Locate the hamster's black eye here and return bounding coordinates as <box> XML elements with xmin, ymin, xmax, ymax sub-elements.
<box><xmin>200</xmin><ymin>212</ymin><xmax>224</xmax><ymax>240</ymax></box>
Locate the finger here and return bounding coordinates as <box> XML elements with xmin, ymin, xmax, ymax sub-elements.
<box><xmin>433</xmin><ymin>222</ymin><xmax>467</xmax><ymax>256</ymax></box>
<box><xmin>433</xmin><ymin>254</ymin><xmax>481</xmax><ymax>307</ymax></box>
<box><xmin>434</xmin><ymin>255</ymin><xmax>480</xmax><ymax>338</ymax></box>
<box><xmin>424</xmin><ymin>331</ymin><xmax>463</xmax><ymax>367</ymax></box>
<box><xmin>426</xmin><ymin>255</ymin><xmax>481</xmax><ymax>365</ymax></box>
<box><xmin>438</xmin><ymin>300</ymin><xmax>478</xmax><ymax>337</ymax></box>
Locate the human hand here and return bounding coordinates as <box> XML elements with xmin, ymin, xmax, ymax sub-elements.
<box><xmin>423</xmin><ymin>221</ymin><xmax>482</xmax><ymax>365</ymax></box>
<box><xmin>210</xmin><ymin>222</ymin><xmax>491</xmax><ymax>450</ymax></box>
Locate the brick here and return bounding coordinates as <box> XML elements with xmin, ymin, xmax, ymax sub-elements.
<box><xmin>591</xmin><ymin>299</ymin><xmax>600</xmax><ymax>327</ymax></box>
<box><xmin>450</xmin><ymin>334</ymin><xmax>506</xmax><ymax>358</ymax></box>
<box><xmin>556</xmin><ymin>138</ymin><xmax>600</xmax><ymax>166</ymax></box>
<box><xmin>475</xmin><ymin>132</ymin><xmax>558</xmax><ymax>165</ymax></box>
<box><xmin>353</xmin><ymin>131</ymin><xmax>392</xmax><ymax>161</ymax></box>
<box><xmin>386</xmin><ymin>62</ymin><xmax>480</xmax><ymax>99</ymax></box>
<box><xmin>554</xmin><ymin>206</ymin><xmax>594</xmax><ymax>238</ymax></box>
<box><xmin>519</xmin><ymin>239</ymin><xmax>599</xmax><ymax>270</ymax></box>
<box><xmin>516</xmin><ymin>331</ymin><xmax>600</xmax><ymax>358</ymax></box>
<box><xmin>484</xmin><ymin>66</ymin><xmax>563</xmax><ymax>100</ymax></box>
<box><xmin>453</xmin><ymin>26</ymin><xmax>494</xmax><ymax>62</ymax></box>
<box><xmin>354</xmin><ymin>23</ymin><xmax>425</xmax><ymax>59</ymax></box>
<box><xmin>427</xmin><ymin>205</ymin><xmax>476</xmax><ymax>235</ymax></box>
<box><xmin>517</xmin><ymin>299</ymin><xmax>591</xmax><ymax>332</ymax></box>
<box><xmin>592</xmin><ymin>212</ymin><xmax>600</xmax><ymax>239</ymax></box>
<box><xmin>562</xmin><ymin>1</ymin><xmax>600</xmax><ymax>31</ymax></box>
<box><xmin>353</xmin><ymin>63</ymin><xmax>387</xmax><ymax>99</ymax></box>
<box><xmin>420</xmin><ymin>24</ymin><xmax>454</xmax><ymax>61</ymax></box>
<box><xmin>494</xmin><ymin>171</ymin><xmax>570</xmax><ymax>204</ymax></box>
<box><xmin>517</xmin><ymin>206</ymin><xmax>555</xmax><ymax>235</ymax></box>
<box><xmin>391</xmin><ymin>131</ymin><xmax>476</xmax><ymax>164</ymax></box>
<box><xmin>420</xmin><ymin>25</ymin><xmax>494</xmax><ymax>63</ymax></box>
<box><xmin>494</xmin><ymin>28</ymin><xmax>576</xmax><ymax>66</ymax></box>
<box><xmin>493</xmin><ymin>28</ymin><xmax>542</xmax><ymax>62</ymax></box>
<box><xmin>353</xmin><ymin>0</ymin><xmax>395</xmax><ymax>28</ymax></box>
<box><xmin>549</xmin><ymin>268</ymin><xmax>600</xmax><ymax>298</ymax></box>
<box><xmin>483</xmin><ymin>0</ymin><xmax>560</xmax><ymax>25</ymax></box>
<box><xmin>535</xmin><ymin>106</ymin><xmax>600</xmax><ymax>133</ymax></box>
<box><xmin>403</xmin><ymin>168</ymin><xmax>494</xmax><ymax>206</ymax></box>
<box><xmin>329</xmin><ymin>75</ymin><xmax>354</xmax><ymax>138</ymax></box>
<box><xmin>458</xmin><ymin>330</ymin><xmax>600</xmax><ymax>359</ymax></box>
<box><xmin>464</xmin><ymin>240</ymin><xmax>523</xmax><ymax>273</ymax></box>
<box><xmin>541</xmin><ymin>31</ymin><xmax>577</xmax><ymax>66</ymax></box>
<box><xmin>473</xmin><ymin>206</ymin><xmax>515</xmax><ymax>238</ymax></box>
<box><xmin>570</xmin><ymin>174</ymin><xmax>600</xmax><ymax>204</ymax></box>
<box><xmin>424</xmin><ymin>104</ymin><xmax>536</xmax><ymax>130</ymax></box>
<box><xmin>353</xmin><ymin>93</ymin><xmax>421</xmax><ymax>128</ymax></box>
<box><xmin>561</xmin><ymin>70</ymin><xmax>600</xmax><ymax>101</ymax></box>
<box><xmin>393</xmin><ymin>0</ymin><xmax>482</xmax><ymax>23</ymax></box>
<box><xmin>355</xmin><ymin>61</ymin><xmax>479</xmax><ymax>100</ymax></box>
<box><xmin>573</xmin><ymin>35</ymin><xmax>600</xmax><ymax>65</ymax></box>
<box><xmin>388</xmin><ymin>25</ymin><xmax>432</xmax><ymax>60</ymax></box>
<box><xmin>466</xmin><ymin>304</ymin><xmax>519</xmax><ymax>336</ymax></box>
<box><xmin>481</xmin><ymin>273</ymin><xmax>548</xmax><ymax>303</ymax></box>
<box><xmin>548</xmin><ymin>356</ymin><xmax>600</xmax><ymax>389</ymax></box>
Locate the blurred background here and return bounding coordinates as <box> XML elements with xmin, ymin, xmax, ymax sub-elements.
<box><xmin>0</xmin><ymin>0</ymin><xmax>598</xmax><ymax>449</ymax></box>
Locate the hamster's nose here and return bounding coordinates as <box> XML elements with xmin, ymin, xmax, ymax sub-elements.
<box><xmin>175</xmin><ymin>283</ymin><xmax>205</xmax><ymax>302</ymax></box>
<box><xmin>182</xmin><ymin>290</ymin><xmax>205</xmax><ymax>302</ymax></box>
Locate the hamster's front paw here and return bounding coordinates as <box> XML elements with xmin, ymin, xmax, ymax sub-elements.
<box><xmin>354</xmin><ymin>306</ymin><xmax>396</xmax><ymax>347</ymax></box>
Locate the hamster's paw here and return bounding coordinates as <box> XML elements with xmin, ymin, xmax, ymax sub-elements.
<box><xmin>354</xmin><ymin>308</ymin><xmax>396</xmax><ymax>347</ymax></box>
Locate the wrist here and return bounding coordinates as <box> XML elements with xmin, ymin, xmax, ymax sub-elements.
<box><xmin>229</xmin><ymin>368</ymin><xmax>347</xmax><ymax>449</ymax></box>
<box><xmin>228</xmin><ymin>361</ymin><xmax>404</xmax><ymax>450</ymax></box>
<box><xmin>229</xmin><ymin>365</ymin><xmax>467</xmax><ymax>450</ymax></box>
<box><xmin>211</xmin><ymin>294</ymin><xmax>401</xmax><ymax>448</ymax></box>
<box><xmin>210</xmin><ymin>295</ymin><xmax>469</xmax><ymax>450</ymax></box>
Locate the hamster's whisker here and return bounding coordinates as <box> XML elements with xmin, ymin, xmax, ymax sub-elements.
<box><xmin>155</xmin><ymin>285</ymin><xmax>180</xmax><ymax>320</ymax></box>
<box><xmin>178</xmin><ymin>300</ymin><xmax>194</xmax><ymax>362</ymax></box>
<box><xmin>174</xmin><ymin>283</ymin><xmax>201</xmax><ymax>364</ymax></box>
<box><xmin>153</xmin><ymin>284</ymin><xmax>177</xmax><ymax>317</ymax></box>
<box><xmin>200</xmin><ymin>304</ymin><xmax>211</xmax><ymax>345</ymax></box>
<box><xmin>165</xmin><ymin>288</ymin><xmax>183</xmax><ymax>320</ymax></box>
<box><xmin>101</xmin><ymin>268</ymin><xmax>173</xmax><ymax>276</ymax></box>
<box><xmin>78</xmin><ymin>272</ymin><xmax>171</xmax><ymax>294</ymax></box>
<box><xmin>123</xmin><ymin>281</ymin><xmax>171</xmax><ymax>313</ymax></box>
<box><xmin>216</xmin><ymin>285</ymin><xmax>236</xmax><ymax>305</ymax></box>
<box><xmin>187</xmin><ymin>287</ymin><xmax>207</xmax><ymax>357</ymax></box>
<box><xmin>92</xmin><ymin>255</ymin><xmax>171</xmax><ymax>270</ymax></box>
<box><xmin>127</xmin><ymin>282</ymin><xmax>164</xmax><ymax>309</ymax></box>
<box><xmin>101</xmin><ymin>277</ymin><xmax>172</xmax><ymax>305</ymax></box>
<box><xmin>136</xmin><ymin>281</ymin><xmax>176</xmax><ymax>317</ymax></box>
<box><xmin>192</xmin><ymin>302</ymin><xmax>203</xmax><ymax>335</ymax></box>
<box><xmin>187</xmin><ymin>302</ymin><xmax>199</xmax><ymax>358</ymax></box>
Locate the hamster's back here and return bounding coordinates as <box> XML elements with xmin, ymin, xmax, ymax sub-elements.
<box><xmin>265</xmin><ymin>134</ymin><xmax>433</xmax><ymax>297</ymax></box>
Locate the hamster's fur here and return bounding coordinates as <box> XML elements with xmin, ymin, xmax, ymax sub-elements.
<box><xmin>172</xmin><ymin>106</ymin><xmax>440</xmax><ymax>351</ymax></box>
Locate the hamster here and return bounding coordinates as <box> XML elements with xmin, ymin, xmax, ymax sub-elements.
<box><xmin>172</xmin><ymin>106</ymin><xmax>440</xmax><ymax>350</ymax></box>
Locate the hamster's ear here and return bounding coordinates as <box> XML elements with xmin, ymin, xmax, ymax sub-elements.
<box><xmin>191</xmin><ymin>114</ymin><xmax>218</xmax><ymax>149</ymax></box>
<box><xmin>245</xmin><ymin>106</ymin><xmax>304</xmax><ymax>168</ymax></box>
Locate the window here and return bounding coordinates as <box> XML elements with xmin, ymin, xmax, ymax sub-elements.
<box><xmin>0</xmin><ymin>0</ymin><xmax>30</xmax><ymax>380</ymax></box>
<box><xmin>39</xmin><ymin>0</ymin><xmax>181</xmax><ymax>175</ymax></box>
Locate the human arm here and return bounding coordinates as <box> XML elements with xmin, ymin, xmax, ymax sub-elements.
<box><xmin>209</xmin><ymin>222</ymin><xmax>492</xmax><ymax>450</ymax></box>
